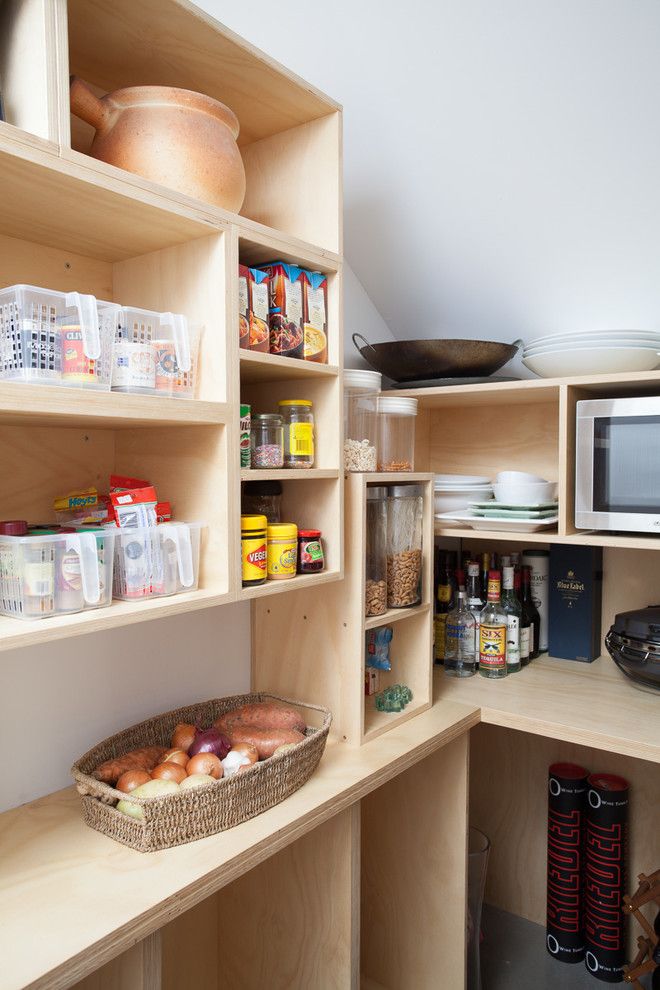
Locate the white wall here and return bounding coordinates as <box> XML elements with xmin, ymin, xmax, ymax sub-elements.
<box><xmin>344</xmin><ymin>263</ymin><xmax>396</xmax><ymax>369</ymax></box>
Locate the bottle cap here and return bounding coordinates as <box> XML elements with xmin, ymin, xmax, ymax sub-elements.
<box><xmin>298</xmin><ymin>529</ymin><xmax>321</xmax><ymax>538</ymax></box>
<box><xmin>0</xmin><ymin>520</ymin><xmax>28</xmax><ymax>536</ymax></box>
<box><xmin>241</xmin><ymin>514</ymin><xmax>268</xmax><ymax>532</ymax></box>
<box><xmin>267</xmin><ymin>522</ymin><xmax>298</xmax><ymax>540</ymax></box>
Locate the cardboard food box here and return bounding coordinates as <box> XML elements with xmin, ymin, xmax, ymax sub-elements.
<box><xmin>259</xmin><ymin>262</ymin><xmax>305</xmax><ymax>359</ymax></box>
<box><xmin>238</xmin><ymin>264</ymin><xmax>250</xmax><ymax>350</ymax></box>
<box><xmin>548</xmin><ymin>545</ymin><xmax>603</xmax><ymax>662</ymax></box>
<box><xmin>302</xmin><ymin>270</ymin><xmax>328</xmax><ymax>363</ymax></box>
<box><xmin>247</xmin><ymin>268</ymin><xmax>269</xmax><ymax>352</ymax></box>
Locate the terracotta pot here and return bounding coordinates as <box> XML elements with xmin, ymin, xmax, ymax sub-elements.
<box><xmin>70</xmin><ymin>76</ymin><xmax>246</xmax><ymax>213</ymax></box>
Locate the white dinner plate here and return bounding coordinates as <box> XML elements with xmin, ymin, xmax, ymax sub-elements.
<box><xmin>525</xmin><ymin>329</ymin><xmax>660</xmax><ymax>348</ymax></box>
<box><xmin>434</xmin><ymin>474</ymin><xmax>491</xmax><ymax>486</ymax></box>
<box><xmin>435</xmin><ymin>511</ymin><xmax>559</xmax><ymax>533</ymax></box>
<box><xmin>523</xmin><ymin>338</ymin><xmax>660</xmax><ymax>357</ymax></box>
<box><xmin>523</xmin><ymin>347</ymin><xmax>660</xmax><ymax>378</ymax></box>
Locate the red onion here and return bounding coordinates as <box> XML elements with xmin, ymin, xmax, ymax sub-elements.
<box><xmin>188</xmin><ymin>728</ymin><xmax>231</xmax><ymax>760</ymax></box>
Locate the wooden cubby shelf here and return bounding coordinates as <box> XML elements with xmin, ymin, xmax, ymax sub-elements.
<box><xmin>364</xmin><ymin>602</ymin><xmax>431</xmax><ymax>631</ymax></box>
<box><xmin>240</xmin><ymin>468</ymin><xmax>340</xmax><ymax>481</ymax></box>
<box><xmin>239</xmin><ymin>350</ymin><xmax>340</xmax><ymax>384</ymax></box>
<box><xmin>240</xmin><ymin>569</ymin><xmax>342</xmax><ymax>601</ymax></box>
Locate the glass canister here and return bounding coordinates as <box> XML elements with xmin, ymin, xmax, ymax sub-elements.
<box><xmin>377</xmin><ymin>396</ymin><xmax>418</xmax><ymax>472</ymax></box>
<box><xmin>241</xmin><ymin>480</ymin><xmax>282</xmax><ymax>523</ymax></box>
<box><xmin>365</xmin><ymin>487</ymin><xmax>388</xmax><ymax>616</ymax></box>
<box><xmin>344</xmin><ymin>369</ymin><xmax>381</xmax><ymax>472</ymax></box>
<box><xmin>278</xmin><ymin>399</ymin><xmax>314</xmax><ymax>468</ymax></box>
<box><xmin>250</xmin><ymin>414</ymin><xmax>284</xmax><ymax>469</ymax></box>
<box><xmin>386</xmin><ymin>485</ymin><xmax>423</xmax><ymax>608</ymax></box>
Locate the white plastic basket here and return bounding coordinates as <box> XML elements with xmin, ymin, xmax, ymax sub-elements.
<box><xmin>111</xmin><ymin>305</ymin><xmax>201</xmax><ymax>399</ymax></box>
<box><xmin>112</xmin><ymin>522</ymin><xmax>203</xmax><ymax>600</ymax></box>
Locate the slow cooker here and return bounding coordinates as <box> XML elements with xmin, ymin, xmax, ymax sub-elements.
<box><xmin>605</xmin><ymin>606</ymin><xmax>660</xmax><ymax>693</ymax></box>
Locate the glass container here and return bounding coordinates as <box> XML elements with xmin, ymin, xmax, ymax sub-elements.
<box><xmin>365</xmin><ymin>486</ymin><xmax>388</xmax><ymax>616</ymax></box>
<box><xmin>250</xmin><ymin>414</ymin><xmax>284</xmax><ymax>469</ymax></box>
<box><xmin>467</xmin><ymin>827</ymin><xmax>491</xmax><ymax>990</ymax></box>
<box><xmin>377</xmin><ymin>396</ymin><xmax>417</xmax><ymax>472</ymax></box>
<box><xmin>297</xmin><ymin>530</ymin><xmax>324</xmax><ymax>573</ymax></box>
<box><xmin>344</xmin><ymin>369</ymin><xmax>381</xmax><ymax>471</ymax></box>
<box><xmin>386</xmin><ymin>484</ymin><xmax>423</xmax><ymax>608</ymax></box>
<box><xmin>278</xmin><ymin>399</ymin><xmax>314</xmax><ymax>468</ymax></box>
<box><xmin>241</xmin><ymin>480</ymin><xmax>282</xmax><ymax>523</ymax></box>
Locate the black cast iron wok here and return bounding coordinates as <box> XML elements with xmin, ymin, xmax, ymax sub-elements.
<box><xmin>352</xmin><ymin>333</ymin><xmax>523</xmax><ymax>383</ymax></box>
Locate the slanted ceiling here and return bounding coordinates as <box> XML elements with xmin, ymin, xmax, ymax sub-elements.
<box><xmin>207</xmin><ymin>0</ymin><xmax>660</xmax><ymax>350</ymax></box>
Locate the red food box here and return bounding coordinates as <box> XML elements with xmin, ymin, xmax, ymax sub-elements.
<box><xmin>302</xmin><ymin>270</ymin><xmax>328</xmax><ymax>363</ymax></box>
<box><xmin>259</xmin><ymin>262</ymin><xmax>305</xmax><ymax>359</ymax></box>
<box><xmin>238</xmin><ymin>264</ymin><xmax>250</xmax><ymax>350</ymax></box>
<box><xmin>247</xmin><ymin>268</ymin><xmax>269</xmax><ymax>352</ymax></box>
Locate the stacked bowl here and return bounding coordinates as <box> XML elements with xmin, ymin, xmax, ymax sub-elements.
<box><xmin>434</xmin><ymin>474</ymin><xmax>493</xmax><ymax>515</ymax></box>
<box><xmin>522</xmin><ymin>330</ymin><xmax>660</xmax><ymax>378</ymax></box>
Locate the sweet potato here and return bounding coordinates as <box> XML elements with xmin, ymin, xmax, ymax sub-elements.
<box><xmin>214</xmin><ymin>702</ymin><xmax>306</xmax><ymax>736</ymax></box>
<box><xmin>94</xmin><ymin>745</ymin><xmax>168</xmax><ymax>785</ymax></box>
<box><xmin>226</xmin><ymin>726</ymin><xmax>305</xmax><ymax>760</ymax></box>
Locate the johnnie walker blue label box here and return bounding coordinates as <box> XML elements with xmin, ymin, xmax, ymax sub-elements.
<box><xmin>549</xmin><ymin>545</ymin><xmax>603</xmax><ymax>662</ymax></box>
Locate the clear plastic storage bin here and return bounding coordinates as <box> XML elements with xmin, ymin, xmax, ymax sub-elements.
<box><xmin>112</xmin><ymin>522</ymin><xmax>203</xmax><ymax>600</ymax></box>
<box><xmin>0</xmin><ymin>529</ymin><xmax>115</xmax><ymax>619</ymax></box>
<box><xmin>0</xmin><ymin>284</ymin><xmax>117</xmax><ymax>390</ymax></box>
<box><xmin>377</xmin><ymin>396</ymin><xmax>418</xmax><ymax>472</ymax></box>
<box><xmin>112</xmin><ymin>306</ymin><xmax>200</xmax><ymax>399</ymax></box>
<box><xmin>344</xmin><ymin>369</ymin><xmax>381</xmax><ymax>472</ymax></box>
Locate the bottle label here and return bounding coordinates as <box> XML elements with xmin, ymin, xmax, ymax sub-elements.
<box><xmin>506</xmin><ymin>615</ymin><xmax>520</xmax><ymax>667</ymax></box>
<box><xmin>242</xmin><ymin>537</ymin><xmax>267</xmax><ymax>582</ymax></box>
<box><xmin>434</xmin><ymin>614</ymin><xmax>448</xmax><ymax>660</ymax></box>
<box><xmin>487</xmin><ymin>577</ymin><xmax>500</xmax><ymax>602</ymax></box>
<box><xmin>437</xmin><ymin>584</ymin><xmax>452</xmax><ymax>603</ymax></box>
<box><xmin>289</xmin><ymin>422</ymin><xmax>314</xmax><ymax>457</ymax></box>
<box><xmin>479</xmin><ymin>622</ymin><xmax>506</xmax><ymax>669</ymax></box>
<box><xmin>520</xmin><ymin>625</ymin><xmax>530</xmax><ymax>660</ymax></box>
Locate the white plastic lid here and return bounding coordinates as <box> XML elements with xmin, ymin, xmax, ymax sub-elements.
<box><xmin>377</xmin><ymin>396</ymin><xmax>418</xmax><ymax>416</ymax></box>
<box><xmin>344</xmin><ymin>369</ymin><xmax>381</xmax><ymax>391</ymax></box>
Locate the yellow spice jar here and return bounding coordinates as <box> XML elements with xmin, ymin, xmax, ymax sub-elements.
<box><xmin>267</xmin><ymin>522</ymin><xmax>298</xmax><ymax>580</ymax></box>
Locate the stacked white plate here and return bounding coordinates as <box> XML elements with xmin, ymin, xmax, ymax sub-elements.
<box><xmin>433</xmin><ymin>474</ymin><xmax>493</xmax><ymax>516</ymax></box>
<box><xmin>522</xmin><ymin>330</ymin><xmax>660</xmax><ymax>378</ymax></box>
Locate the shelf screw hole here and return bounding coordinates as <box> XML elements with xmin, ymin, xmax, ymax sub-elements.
<box><xmin>303</xmin><ymin>615</ymin><xmax>307</xmax><ymax>620</ymax></box>
<box><xmin>64</xmin><ymin>262</ymin><xmax>71</xmax><ymax>270</ymax></box>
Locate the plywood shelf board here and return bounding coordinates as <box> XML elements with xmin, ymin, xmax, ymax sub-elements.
<box><xmin>436</xmin><ymin>655</ymin><xmax>660</xmax><ymax>762</ymax></box>
<box><xmin>240</xmin><ymin>468</ymin><xmax>339</xmax><ymax>481</ymax></box>
<box><xmin>239</xmin><ymin>350</ymin><xmax>339</xmax><ymax>384</ymax></box>
<box><xmin>240</xmin><ymin>568</ymin><xmax>342</xmax><ymax>600</ymax></box>
<box><xmin>435</xmin><ymin>525</ymin><xmax>660</xmax><ymax>550</ymax></box>
<box><xmin>0</xmin><ymin>701</ymin><xmax>478</xmax><ymax>990</ymax></box>
<box><xmin>364</xmin><ymin>602</ymin><xmax>431</xmax><ymax>630</ymax></box>
<box><xmin>363</xmin><ymin>697</ymin><xmax>432</xmax><ymax>743</ymax></box>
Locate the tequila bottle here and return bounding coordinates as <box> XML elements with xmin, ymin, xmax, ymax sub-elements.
<box><xmin>479</xmin><ymin>570</ymin><xmax>507</xmax><ymax>679</ymax></box>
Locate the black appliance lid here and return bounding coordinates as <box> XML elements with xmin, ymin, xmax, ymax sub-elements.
<box><xmin>611</xmin><ymin>605</ymin><xmax>660</xmax><ymax>641</ymax></box>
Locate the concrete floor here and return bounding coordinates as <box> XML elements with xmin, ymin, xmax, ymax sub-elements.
<box><xmin>480</xmin><ymin>905</ymin><xmax>646</xmax><ymax>990</ymax></box>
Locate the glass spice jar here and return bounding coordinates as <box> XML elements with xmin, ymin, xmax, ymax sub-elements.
<box><xmin>297</xmin><ymin>529</ymin><xmax>324</xmax><ymax>573</ymax></box>
<box><xmin>241</xmin><ymin>480</ymin><xmax>282</xmax><ymax>523</ymax></box>
<box><xmin>251</xmin><ymin>414</ymin><xmax>284</xmax><ymax>469</ymax></box>
<box><xmin>278</xmin><ymin>399</ymin><xmax>315</xmax><ymax>468</ymax></box>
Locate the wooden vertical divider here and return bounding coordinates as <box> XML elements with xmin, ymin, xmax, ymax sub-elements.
<box><xmin>72</xmin><ymin>932</ymin><xmax>162</xmax><ymax>990</ymax></box>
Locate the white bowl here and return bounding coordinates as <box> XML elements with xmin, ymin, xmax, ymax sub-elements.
<box><xmin>523</xmin><ymin>347</ymin><xmax>660</xmax><ymax>378</ymax></box>
<box><xmin>435</xmin><ymin>489</ymin><xmax>494</xmax><ymax>514</ymax></box>
<box><xmin>526</xmin><ymin>329</ymin><xmax>660</xmax><ymax>348</ymax></box>
<box><xmin>496</xmin><ymin>470</ymin><xmax>548</xmax><ymax>484</ymax></box>
<box><xmin>523</xmin><ymin>338</ymin><xmax>660</xmax><ymax>357</ymax></box>
<box><xmin>493</xmin><ymin>481</ymin><xmax>557</xmax><ymax>504</ymax></box>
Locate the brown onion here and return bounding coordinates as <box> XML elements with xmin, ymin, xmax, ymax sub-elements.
<box><xmin>231</xmin><ymin>742</ymin><xmax>259</xmax><ymax>765</ymax></box>
<box><xmin>171</xmin><ymin>722</ymin><xmax>197</xmax><ymax>752</ymax></box>
<box><xmin>162</xmin><ymin>748</ymin><xmax>189</xmax><ymax>768</ymax></box>
<box><xmin>116</xmin><ymin>769</ymin><xmax>151</xmax><ymax>793</ymax></box>
<box><xmin>187</xmin><ymin>752</ymin><xmax>223</xmax><ymax>779</ymax></box>
<box><xmin>151</xmin><ymin>762</ymin><xmax>187</xmax><ymax>784</ymax></box>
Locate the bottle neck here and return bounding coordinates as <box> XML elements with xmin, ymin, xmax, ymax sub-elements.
<box><xmin>486</xmin><ymin>570</ymin><xmax>501</xmax><ymax>603</ymax></box>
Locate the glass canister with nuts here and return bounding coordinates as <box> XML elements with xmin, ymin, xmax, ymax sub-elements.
<box><xmin>386</xmin><ymin>485</ymin><xmax>423</xmax><ymax>608</ymax></box>
<box><xmin>365</xmin><ymin>486</ymin><xmax>388</xmax><ymax>616</ymax></box>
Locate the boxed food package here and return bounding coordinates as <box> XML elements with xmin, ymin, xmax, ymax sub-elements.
<box><xmin>548</xmin><ymin>545</ymin><xmax>603</xmax><ymax>662</ymax></box>
<box><xmin>247</xmin><ymin>268</ymin><xmax>269</xmax><ymax>353</ymax></box>
<box><xmin>259</xmin><ymin>262</ymin><xmax>305</xmax><ymax>358</ymax></box>
<box><xmin>238</xmin><ymin>264</ymin><xmax>250</xmax><ymax>349</ymax></box>
<box><xmin>303</xmin><ymin>271</ymin><xmax>328</xmax><ymax>363</ymax></box>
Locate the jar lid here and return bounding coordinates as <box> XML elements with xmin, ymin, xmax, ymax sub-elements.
<box><xmin>253</xmin><ymin>413</ymin><xmax>283</xmax><ymax>424</ymax></box>
<box><xmin>0</xmin><ymin>520</ymin><xmax>28</xmax><ymax>535</ymax></box>
<box><xmin>278</xmin><ymin>399</ymin><xmax>312</xmax><ymax>407</ymax></box>
<box><xmin>241</xmin><ymin>514</ymin><xmax>268</xmax><ymax>531</ymax></box>
<box><xmin>377</xmin><ymin>396</ymin><xmax>418</xmax><ymax>415</ymax></box>
<box><xmin>298</xmin><ymin>529</ymin><xmax>321</xmax><ymax>538</ymax></box>
<box><xmin>344</xmin><ymin>369</ymin><xmax>381</xmax><ymax>391</ymax></box>
<box><xmin>389</xmin><ymin>485</ymin><xmax>423</xmax><ymax>498</ymax></box>
<box><xmin>267</xmin><ymin>522</ymin><xmax>298</xmax><ymax>538</ymax></box>
<box><xmin>243</xmin><ymin>480</ymin><xmax>283</xmax><ymax>496</ymax></box>
<box><xmin>367</xmin><ymin>487</ymin><xmax>389</xmax><ymax>499</ymax></box>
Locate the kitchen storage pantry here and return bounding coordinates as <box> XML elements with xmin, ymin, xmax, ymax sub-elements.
<box><xmin>0</xmin><ymin>4</ymin><xmax>658</xmax><ymax>990</ymax></box>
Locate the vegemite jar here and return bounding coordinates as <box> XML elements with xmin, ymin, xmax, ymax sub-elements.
<box><xmin>241</xmin><ymin>514</ymin><xmax>267</xmax><ymax>586</ymax></box>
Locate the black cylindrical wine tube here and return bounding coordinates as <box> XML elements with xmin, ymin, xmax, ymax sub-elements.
<box><xmin>584</xmin><ymin>773</ymin><xmax>629</xmax><ymax>983</ymax></box>
<box><xmin>546</xmin><ymin>762</ymin><xmax>589</xmax><ymax>963</ymax></box>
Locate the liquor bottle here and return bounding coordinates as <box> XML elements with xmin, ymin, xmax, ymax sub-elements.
<box><xmin>520</xmin><ymin>565</ymin><xmax>541</xmax><ymax>661</ymax></box>
<box><xmin>500</xmin><ymin>554</ymin><xmax>512</xmax><ymax>570</ymax></box>
<box><xmin>511</xmin><ymin>551</ymin><xmax>521</xmax><ymax>574</ymax></box>
<box><xmin>466</xmin><ymin>560</ymin><xmax>484</xmax><ymax>662</ymax></box>
<box><xmin>515</xmin><ymin>569</ymin><xmax>531</xmax><ymax>666</ymax></box>
<box><xmin>481</xmin><ymin>552</ymin><xmax>490</xmax><ymax>601</ymax></box>
<box><xmin>434</xmin><ymin>550</ymin><xmax>455</xmax><ymax>665</ymax></box>
<box><xmin>501</xmin><ymin>565</ymin><xmax>522</xmax><ymax>673</ymax></box>
<box><xmin>479</xmin><ymin>570</ymin><xmax>508</xmax><ymax>679</ymax></box>
<box><xmin>445</xmin><ymin>590</ymin><xmax>476</xmax><ymax>677</ymax></box>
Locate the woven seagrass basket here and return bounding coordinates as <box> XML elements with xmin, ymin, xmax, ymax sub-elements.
<box><xmin>71</xmin><ymin>692</ymin><xmax>332</xmax><ymax>853</ymax></box>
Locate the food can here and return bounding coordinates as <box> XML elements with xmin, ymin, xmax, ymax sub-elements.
<box><xmin>267</xmin><ymin>523</ymin><xmax>298</xmax><ymax>580</ymax></box>
<box><xmin>241</xmin><ymin>515</ymin><xmax>267</xmax><ymax>586</ymax></box>
<box><xmin>240</xmin><ymin>404</ymin><xmax>251</xmax><ymax>468</ymax></box>
<box><xmin>112</xmin><ymin>341</ymin><xmax>156</xmax><ymax>391</ymax></box>
<box><xmin>153</xmin><ymin>340</ymin><xmax>193</xmax><ymax>394</ymax></box>
<box><xmin>61</xmin><ymin>324</ymin><xmax>99</xmax><ymax>384</ymax></box>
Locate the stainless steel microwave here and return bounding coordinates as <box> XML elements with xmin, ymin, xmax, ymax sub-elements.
<box><xmin>576</xmin><ymin>396</ymin><xmax>660</xmax><ymax>533</ymax></box>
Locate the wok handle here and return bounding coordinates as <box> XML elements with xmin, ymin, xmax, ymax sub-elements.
<box><xmin>352</xmin><ymin>331</ymin><xmax>377</xmax><ymax>354</ymax></box>
<box><xmin>511</xmin><ymin>338</ymin><xmax>524</xmax><ymax>353</ymax></box>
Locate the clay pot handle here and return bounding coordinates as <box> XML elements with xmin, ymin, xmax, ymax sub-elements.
<box><xmin>69</xmin><ymin>76</ymin><xmax>109</xmax><ymax>132</ymax></box>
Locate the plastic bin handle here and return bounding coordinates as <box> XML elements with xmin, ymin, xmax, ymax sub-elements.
<box><xmin>160</xmin><ymin>312</ymin><xmax>190</xmax><ymax>372</ymax></box>
<box><xmin>160</xmin><ymin>523</ymin><xmax>194</xmax><ymax>588</ymax></box>
<box><xmin>72</xmin><ymin>531</ymin><xmax>101</xmax><ymax>605</ymax></box>
<box><xmin>65</xmin><ymin>292</ymin><xmax>101</xmax><ymax>360</ymax></box>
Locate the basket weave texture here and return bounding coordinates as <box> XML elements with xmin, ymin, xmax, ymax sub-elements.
<box><xmin>71</xmin><ymin>692</ymin><xmax>332</xmax><ymax>853</ymax></box>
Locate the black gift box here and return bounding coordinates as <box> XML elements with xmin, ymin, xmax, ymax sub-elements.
<box><xmin>549</xmin><ymin>546</ymin><xmax>603</xmax><ymax>662</ymax></box>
